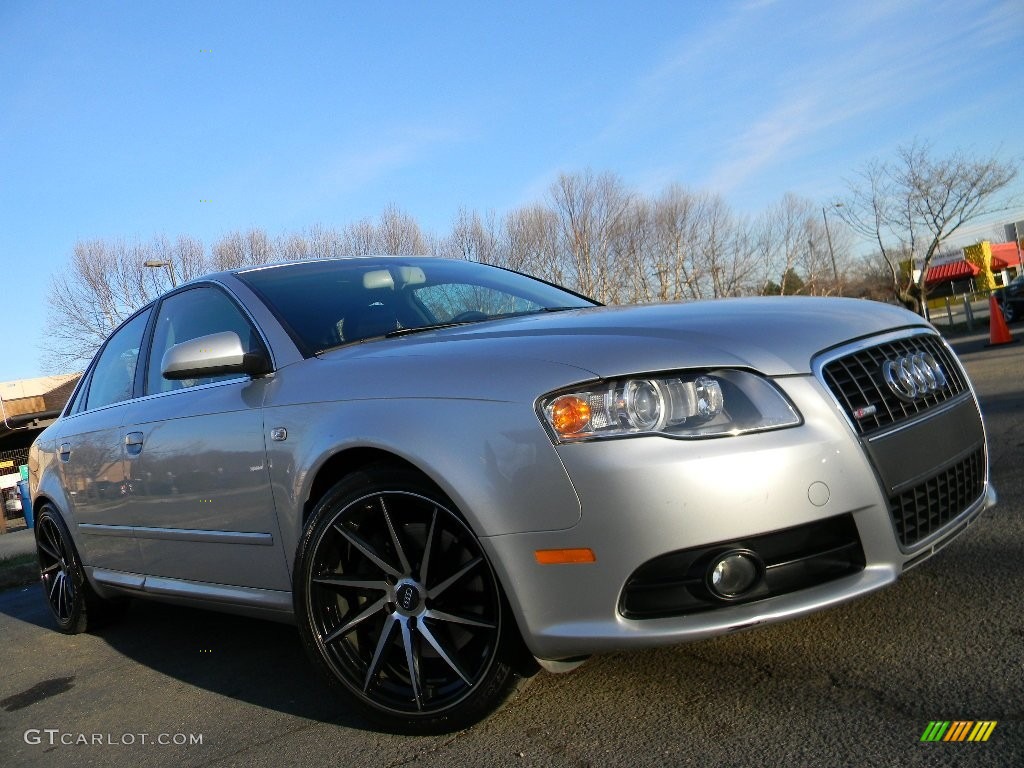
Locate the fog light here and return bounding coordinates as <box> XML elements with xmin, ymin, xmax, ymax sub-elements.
<box><xmin>708</xmin><ymin>550</ymin><xmax>761</xmax><ymax>598</ymax></box>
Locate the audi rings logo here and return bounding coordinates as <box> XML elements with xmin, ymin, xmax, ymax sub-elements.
<box><xmin>882</xmin><ymin>352</ymin><xmax>948</xmax><ymax>402</ymax></box>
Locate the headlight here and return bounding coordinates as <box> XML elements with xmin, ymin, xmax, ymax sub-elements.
<box><xmin>539</xmin><ymin>370</ymin><xmax>801</xmax><ymax>442</ymax></box>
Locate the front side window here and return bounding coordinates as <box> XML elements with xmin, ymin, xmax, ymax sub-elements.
<box><xmin>146</xmin><ymin>286</ymin><xmax>262</xmax><ymax>395</ymax></box>
<box><xmin>84</xmin><ymin>309</ymin><xmax>152</xmax><ymax>411</ymax></box>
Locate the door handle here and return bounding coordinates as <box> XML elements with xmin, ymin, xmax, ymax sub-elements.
<box><xmin>59</xmin><ymin>443</ymin><xmax>71</xmax><ymax>462</ymax></box>
<box><xmin>125</xmin><ymin>432</ymin><xmax>144</xmax><ymax>456</ymax></box>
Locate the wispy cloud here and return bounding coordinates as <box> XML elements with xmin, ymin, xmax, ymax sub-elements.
<box><xmin>315</xmin><ymin>122</ymin><xmax>466</xmax><ymax>199</ymax></box>
<box><xmin>698</xmin><ymin>0</ymin><xmax>1019</xmax><ymax>194</ymax></box>
<box><xmin>530</xmin><ymin>0</ymin><xmax>1022</xmax><ymax>207</ymax></box>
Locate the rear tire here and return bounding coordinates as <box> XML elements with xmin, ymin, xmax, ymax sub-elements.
<box><xmin>35</xmin><ymin>505</ymin><xmax>127</xmax><ymax>634</ymax></box>
<box><xmin>294</xmin><ymin>465</ymin><xmax>526</xmax><ymax>734</ymax></box>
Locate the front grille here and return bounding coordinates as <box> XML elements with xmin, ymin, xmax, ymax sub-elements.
<box><xmin>620</xmin><ymin>515</ymin><xmax>865</xmax><ymax>619</ymax></box>
<box><xmin>820</xmin><ymin>334</ymin><xmax>967</xmax><ymax>436</ymax></box>
<box><xmin>890</xmin><ymin>449</ymin><xmax>985</xmax><ymax>548</ymax></box>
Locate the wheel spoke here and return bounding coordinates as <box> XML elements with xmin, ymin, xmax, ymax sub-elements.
<box><xmin>424</xmin><ymin>608</ymin><xmax>496</xmax><ymax>630</ymax></box>
<box><xmin>400</xmin><ymin>619</ymin><xmax>423</xmax><ymax>711</ymax></box>
<box><xmin>363</xmin><ymin>613</ymin><xmax>400</xmax><ymax>692</ymax></box>
<box><xmin>54</xmin><ymin>572</ymin><xmax>67</xmax><ymax>616</ymax></box>
<box><xmin>322</xmin><ymin>596</ymin><xmax>388</xmax><ymax>645</ymax></box>
<box><xmin>379</xmin><ymin>496</ymin><xmax>412</xmax><ymax>577</ymax></box>
<box><xmin>61</xmin><ymin>575</ymin><xmax>73</xmax><ymax>617</ymax></box>
<box><xmin>417</xmin><ymin>620</ymin><xmax>471</xmax><ymax>685</ymax></box>
<box><xmin>334</xmin><ymin>524</ymin><xmax>402</xmax><ymax>579</ymax></box>
<box><xmin>427</xmin><ymin>556</ymin><xmax>482</xmax><ymax>600</ymax></box>
<box><xmin>313</xmin><ymin>575</ymin><xmax>389</xmax><ymax>592</ymax></box>
<box><xmin>37</xmin><ymin>538</ymin><xmax>60</xmax><ymax>562</ymax></box>
<box><xmin>40</xmin><ymin>562</ymin><xmax>61</xmax><ymax>575</ymax></box>
<box><xmin>419</xmin><ymin>508</ymin><xmax>438</xmax><ymax>586</ymax></box>
<box><xmin>44</xmin><ymin>524</ymin><xmax>63</xmax><ymax>561</ymax></box>
<box><xmin>49</xmin><ymin>572</ymin><xmax>62</xmax><ymax>604</ymax></box>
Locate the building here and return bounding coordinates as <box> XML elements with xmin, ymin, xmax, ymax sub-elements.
<box><xmin>0</xmin><ymin>373</ymin><xmax>81</xmax><ymax>518</ymax></box>
<box><xmin>924</xmin><ymin>239</ymin><xmax>1023</xmax><ymax>297</ymax></box>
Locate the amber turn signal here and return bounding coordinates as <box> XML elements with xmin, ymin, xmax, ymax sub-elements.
<box><xmin>549</xmin><ymin>395</ymin><xmax>591</xmax><ymax>436</ymax></box>
<box><xmin>534</xmin><ymin>548</ymin><xmax>597</xmax><ymax>565</ymax></box>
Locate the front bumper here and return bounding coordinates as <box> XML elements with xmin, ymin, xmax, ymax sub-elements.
<box><xmin>481</xmin><ymin>374</ymin><xmax>995</xmax><ymax>661</ymax></box>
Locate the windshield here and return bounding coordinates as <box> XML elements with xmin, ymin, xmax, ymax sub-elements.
<box><xmin>237</xmin><ymin>257</ymin><xmax>597</xmax><ymax>354</ymax></box>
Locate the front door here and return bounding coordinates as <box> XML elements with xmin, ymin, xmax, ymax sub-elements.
<box><xmin>120</xmin><ymin>285</ymin><xmax>289</xmax><ymax>590</ymax></box>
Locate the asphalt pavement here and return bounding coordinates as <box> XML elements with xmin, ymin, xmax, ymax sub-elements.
<box><xmin>1</xmin><ymin>331</ymin><xmax>1021</xmax><ymax>767</ymax></box>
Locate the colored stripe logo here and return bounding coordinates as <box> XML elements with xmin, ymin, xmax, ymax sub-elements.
<box><xmin>920</xmin><ymin>721</ymin><xmax>997</xmax><ymax>742</ymax></box>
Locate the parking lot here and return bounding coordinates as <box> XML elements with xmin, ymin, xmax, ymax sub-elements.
<box><xmin>1</xmin><ymin>331</ymin><xmax>1021</xmax><ymax>768</ymax></box>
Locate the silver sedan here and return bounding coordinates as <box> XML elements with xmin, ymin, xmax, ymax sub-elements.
<box><xmin>29</xmin><ymin>256</ymin><xmax>995</xmax><ymax>733</ymax></box>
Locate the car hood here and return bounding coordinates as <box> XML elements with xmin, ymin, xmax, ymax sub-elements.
<box><xmin>324</xmin><ymin>297</ymin><xmax>929</xmax><ymax>380</ymax></box>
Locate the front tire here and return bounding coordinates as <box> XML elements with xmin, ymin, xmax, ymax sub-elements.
<box><xmin>294</xmin><ymin>466</ymin><xmax>524</xmax><ymax>734</ymax></box>
<box><xmin>1003</xmin><ymin>302</ymin><xmax>1016</xmax><ymax>323</ymax></box>
<box><xmin>35</xmin><ymin>505</ymin><xmax>125</xmax><ymax>633</ymax></box>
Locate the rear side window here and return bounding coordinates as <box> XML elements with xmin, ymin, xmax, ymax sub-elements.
<box><xmin>84</xmin><ymin>309</ymin><xmax>152</xmax><ymax>411</ymax></box>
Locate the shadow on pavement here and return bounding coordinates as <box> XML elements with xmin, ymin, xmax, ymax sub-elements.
<box><xmin>0</xmin><ymin>588</ymin><xmax>372</xmax><ymax>731</ymax></box>
<box><xmin>101</xmin><ymin>600</ymin><xmax>370</xmax><ymax>729</ymax></box>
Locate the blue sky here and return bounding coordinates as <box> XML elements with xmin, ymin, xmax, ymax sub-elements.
<box><xmin>2</xmin><ymin>0</ymin><xmax>1023</xmax><ymax>380</ymax></box>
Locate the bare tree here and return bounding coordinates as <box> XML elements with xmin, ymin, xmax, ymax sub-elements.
<box><xmin>759</xmin><ymin>193</ymin><xmax>814</xmax><ymax>296</ymax></box>
<box><xmin>211</xmin><ymin>228</ymin><xmax>274</xmax><ymax>270</ymax></box>
<box><xmin>690</xmin><ymin>193</ymin><xmax>758</xmax><ymax>299</ymax></box>
<box><xmin>376</xmin><ymin>204</ymin><xmax>427</xmax><ymax>255</ymax></box>
<box><xmin>839</xmin><ymin>141</ymin><xmax>1019</xmax><ymax>313</ymax></box>
<box><xmin>501</xmin><ymin>205</ymin><xmax>563</xmax><ymax>282</ymax></box>
<box><xmin>642</xmin><ymin>186</ymin><xmax>705</xmax><ymax>302</ymax></box>
<box><xmin>42</xmin><ymin>236</ymin><xmax>209</xmax><ymax>372</ymax></box>
<box><xmin>444</xmin><ymin>208</ymin><xmax>501</xmax><ymax>264</ymax></box>
<box><xmin>340</xmin><ymin>219</ymin><xmax>377</xmax><ymax>256</ymax></box>
<box><xmin>276</xmin><ymin>231</ymin><xmax>312</xmax><ymax>261</ymax></box>
<box><xmin>549</xmin><ymin>170</ymin><xmax>633</xmax><ymax>303</ymax></box>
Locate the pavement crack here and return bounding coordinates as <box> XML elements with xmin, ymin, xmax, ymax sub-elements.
<box><xmin>825</xmin><ymin>672</ymin><xmax>918</xmax><ymax>718</ymax></box>
<box><xmin>198</xmin><ymin>720</ymin><xmax>322</xmax><ymax>767</ymax></box>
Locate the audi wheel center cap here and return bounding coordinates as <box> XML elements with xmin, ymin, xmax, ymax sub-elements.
<box><xmin>395</xmin><ymin>583</ymin><xmax>421</xmax><ymax>613</ymax></box>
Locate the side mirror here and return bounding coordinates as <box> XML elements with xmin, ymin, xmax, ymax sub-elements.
<box><xmin>161</xmin><ymin>331</ymin><xmax>272</xmax><ymax>381</ymax></box>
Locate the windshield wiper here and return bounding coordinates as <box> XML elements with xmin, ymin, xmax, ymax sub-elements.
<box><xmin>383</xmin><ymin>306</ymin><xmax>588</xmax><ymax>339</ymax></box>
<box><xmin>384</xmin><ymin>321</ymin><xmax>474</xmax><ymax>338</ymax></box>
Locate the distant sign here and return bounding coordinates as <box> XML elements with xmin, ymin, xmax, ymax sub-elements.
<box><xmin>20</xmin><ymin>464</ymin><xmax>29</xmax><ymax>481</ymax></box>
<box><xmin>0</xmin><ymin>460</ymin><xmax>12</xmax><ymax>470</ymax></box>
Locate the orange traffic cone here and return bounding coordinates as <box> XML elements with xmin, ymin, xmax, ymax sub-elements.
<box><xmin>986</xmin><ymin>295</ymin><xmax>1018</xmax><ymax>347</ymax></box>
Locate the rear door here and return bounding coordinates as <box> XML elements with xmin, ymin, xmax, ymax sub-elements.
<box><xmin>55</xmin><ymin>308</ymin><xmax>152</xmax><ymax>573</ymax></box>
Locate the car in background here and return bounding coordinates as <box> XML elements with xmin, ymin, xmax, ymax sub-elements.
<box><xmin>994</xmin><ymin>273</ymin><xmax>1024</xmax><ymax>322</ymax></box>
<box><xmin>28</xmin><ymin>256</ymin><xmax>995</xmax><ymax>733</ymax></box>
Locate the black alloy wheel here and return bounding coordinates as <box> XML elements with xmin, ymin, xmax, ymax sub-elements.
<box><xmin>295</xmin><ymin>466</ymin><xmax>525</xmax><ymax>734</ymax></box>
<box><xmin>35</xmin><ymin>504</ymin><xmax>124</xmax><ymax>633</ymax></box>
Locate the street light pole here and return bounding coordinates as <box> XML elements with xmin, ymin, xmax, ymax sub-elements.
<box><xmin>144</xmin><ymin>259</ymin><xmax>177</xmax><ymax>287</ymax></box>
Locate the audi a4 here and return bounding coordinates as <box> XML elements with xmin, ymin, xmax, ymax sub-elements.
<box><xmin>29</xmin><ymin>256</ymin><xmax>995</xmax><ymax>732</ymax></box>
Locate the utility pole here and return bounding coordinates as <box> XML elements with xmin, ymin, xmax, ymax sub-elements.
<box><xmin>822</xmin><ymin>205</ymin><xmax>840</xmax><ymax>294</ymax></box>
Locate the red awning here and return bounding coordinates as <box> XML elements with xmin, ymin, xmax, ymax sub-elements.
<box><xmin>925</xmin><ymin>261</ymin><xmax>979</xmax><ymax>284</ymax></box>
<box><xmin>991</xmin><ymin>242</ymin><xmax>1022</xmax><ymax>268</ymax></box>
